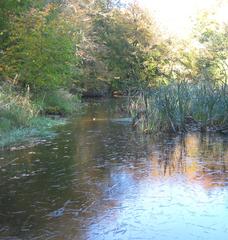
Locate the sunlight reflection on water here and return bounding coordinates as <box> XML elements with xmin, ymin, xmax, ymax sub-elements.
<box><xmin>0</xmin><ymin>99</ymin><xmax>228</xmax><ymax>240</ymax></box>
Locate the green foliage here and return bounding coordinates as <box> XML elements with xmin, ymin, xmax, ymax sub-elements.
<box><xmin>0</xmin><ymin>0</ymin><xmax>50</xmax><ymax>47</ymax></box>
<box><xmin>1</xmin><ymin>0</ymin><xmax>160</xmax><ymax>94</ymax></box>
<box><xmin>0</xmin><ymin>86</ymin><xmax>69</xmax><ymax>147</ymax></box>
<box><xmin>198</xmin><ymin>26</ymin><xmax>228</xmax><ymax>83</ymax></box>
<box><xmin>191</xmin><ymin>14</ymin><xmax>228</xmax><ymax>84</ymax></box>
<box><xmin>130</xmin><ymin>81</ymin><xmax>228</xmax><ymax>134</ymax></box>
<box><xmin>0</xmin><ymin>0</ymin><xmax>32</xmax><ymax>29</ymax></box>
<box><xmin>88</xmin><ymin>2</ymin><xmax>157</xmax><ymax>92</ymax></box>
<box><xmin>1</xmin><ymin>0</ymin><xmax>228</xmax><ymax>139</ymax></box>
<box><xmin>35</xmin><ymin>89</ymin><xmax>81</xmax><ymax>115</ymax></box>
<box><xmin>0</xmin><ymin>86</ymin><xmax>39</xmax><ymax>132</ymax></box>
<box><xmin>1</xmin><ymin>5</ymin><xmax>79</xmax><ymax>90</ymax></box>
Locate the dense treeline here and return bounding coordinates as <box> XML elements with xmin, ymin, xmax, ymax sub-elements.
<box><xmin>0</xmin><ymin>0</ymin><xmax>159</xmax><ymax>94</ymax></box>
<box><xmin>0</xmin><ymin>0</ymin><xmax>228</xmax><ymax>144</ymax></box>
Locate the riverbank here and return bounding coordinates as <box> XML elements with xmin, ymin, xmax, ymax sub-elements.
<box><xmin>0</xmin><ymin>86</ymin><xmax>81</xmax><ymax>149</ymax></box>
<box><xmin>0</xmin><ymin>117</ymin><xmax>66</xmax><ymax>150</ymax></box>
<box><xmin>130</xmin><ymin>81</ymin><xmax>228</xmax><ymax>134</ymax></box>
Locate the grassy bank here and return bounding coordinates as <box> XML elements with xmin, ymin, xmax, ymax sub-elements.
<box><xmin>130</xmin><ymin>81</ymin><xmax>228</xmax><ymax>134</ymax></box>
<box><xmin>0</xmin><ymin>86</ymin><xmax>81</xmax><ymax>149</ymax></box>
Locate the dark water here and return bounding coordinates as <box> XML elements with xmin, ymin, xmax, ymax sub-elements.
<box><xmin>0</xmin><ymin>99</ymin><xmax>228</xmax><ymax>240</ymax></box>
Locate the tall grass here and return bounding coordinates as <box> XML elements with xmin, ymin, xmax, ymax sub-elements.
<box><xmin>130</xmin><ymin>81</ymin><xmax>228</xmax><ymax>134</ymax></box>
<box><xmin>0</xmin><ymin>86</ymin><xmax>81</xmax><ymax>148</ymax></box>
<box><xmin>0</xmin><ymin>87</ymin><xmax>39</xmax><ymax>132</ymax></box>
<box><xmin>34</xmin><ymin>89</ymin><xmax>81</xmax><ymax>116</ymax></box>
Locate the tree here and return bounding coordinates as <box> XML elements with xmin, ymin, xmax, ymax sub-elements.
<box><xmin>193</xmin><ymin>13</ymin><xmax>228</xmax><ymax>84</ymax></box>
<box><xmin>0</xmin><ymin>3</ymin><xmax>79</xmax><ymax>90</ymax></box>
<box><xmin>90</xmin><ymin>2</ymin><xmax>157</xmax><ymax>92</ymax></box>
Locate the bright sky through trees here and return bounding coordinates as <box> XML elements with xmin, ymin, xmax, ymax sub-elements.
<box><xmin>138</xmin><ymin>0</ymin><xmax>228</xmax><ymax>38</ymax></box>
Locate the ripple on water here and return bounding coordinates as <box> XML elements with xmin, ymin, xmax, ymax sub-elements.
<box><xmin>0</xmin><ymin>100</ymin><xmax>228</xmax><ymax>240</ymax></box>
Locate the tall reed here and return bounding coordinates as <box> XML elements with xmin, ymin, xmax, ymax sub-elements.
<box><xmin>130</xmin><ymin>81</ymin><xmax>228</xmax><ymax>134</ymax></box>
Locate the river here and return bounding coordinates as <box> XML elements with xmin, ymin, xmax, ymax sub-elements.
<box><xmin>0</xmin><ymin>99</ymin><xmax>228</xmax><ymax>240</ymax></box>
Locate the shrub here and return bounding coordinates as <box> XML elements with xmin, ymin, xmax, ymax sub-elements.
<box><xmin>35</xmin><ymin>89</ymin><xmax>81</xmax><ymax>116</ymax></box>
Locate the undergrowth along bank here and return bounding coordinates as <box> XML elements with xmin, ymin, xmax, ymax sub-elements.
<box><xmin>130</xmin><ymin>81</ymin><xmax>228</xmax><ymax>134</ymax></box>
<box><xmin>0</xmin><ymin>85</ymin><xmax>81</xmax><ymax>149</ymax></box>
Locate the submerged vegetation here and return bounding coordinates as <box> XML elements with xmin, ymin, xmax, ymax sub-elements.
<box><xmin>0</xmin><ymin>0</ymin><xmax>228</xmax><ymax>145</ymax></box>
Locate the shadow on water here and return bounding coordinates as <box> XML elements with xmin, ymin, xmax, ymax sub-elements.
<box><xmin>0</xmin><ymin>99</ymin><xmax>228</xmax><ymax>240</ymax></box>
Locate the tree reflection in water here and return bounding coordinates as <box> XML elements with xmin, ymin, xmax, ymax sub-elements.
<box><xmin>0</xmin><ymin>100</ymin><xmax>228</xmax><ymax>240</ymax></box>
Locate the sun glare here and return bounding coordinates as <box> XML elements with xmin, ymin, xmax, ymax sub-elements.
<box><xmin>138</xmin><ymin>0</ymin><xmax>228</xmax><ymax>38</ymax></box>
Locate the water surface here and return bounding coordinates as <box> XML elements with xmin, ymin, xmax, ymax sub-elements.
<box><xmin>0</xmin><ymin>99</ymin><xmax>228</xmax><ymax>240</ymax></box>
